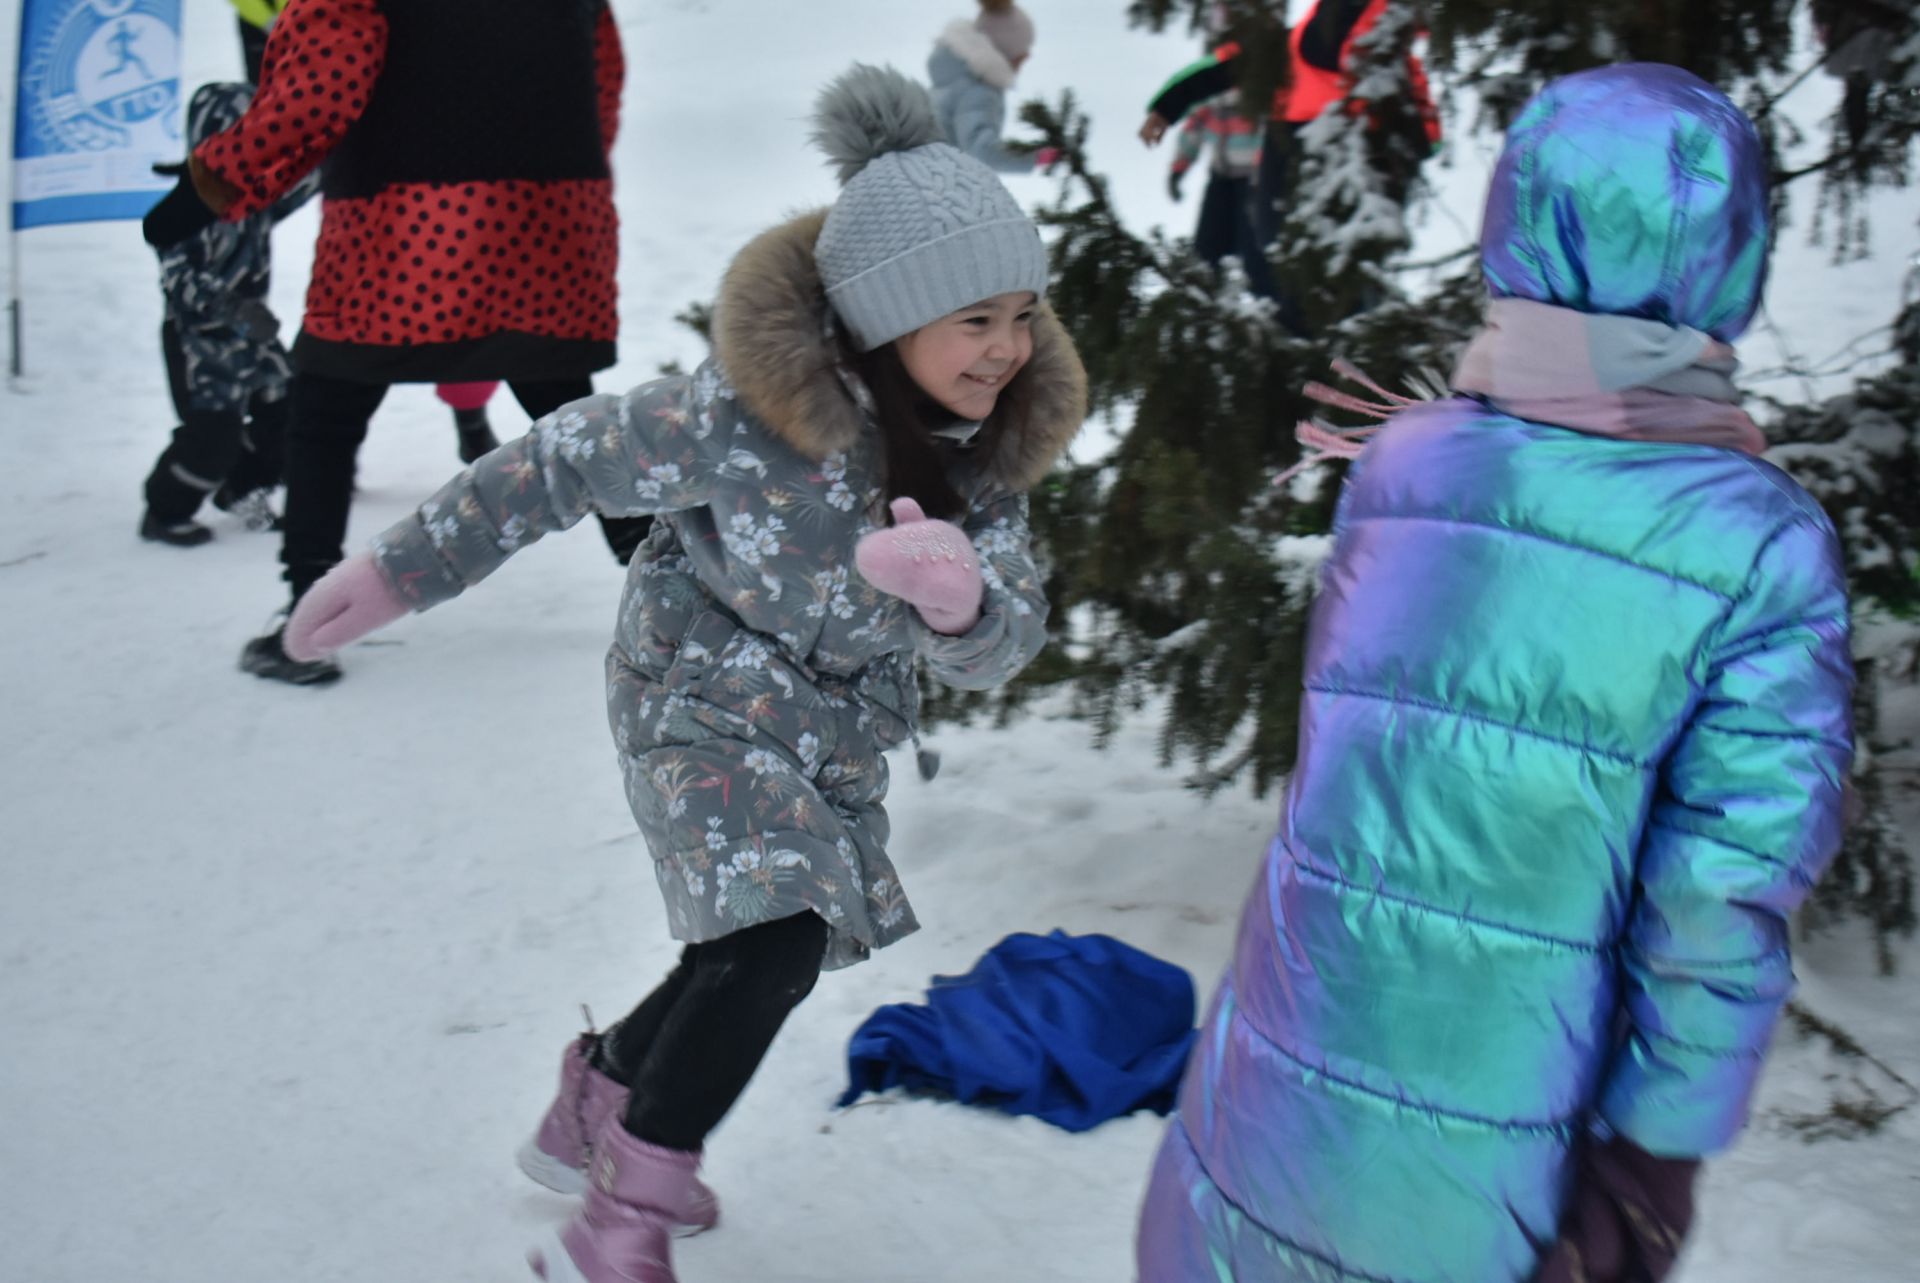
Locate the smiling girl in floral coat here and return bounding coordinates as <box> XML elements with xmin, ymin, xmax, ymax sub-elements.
<box><xmin>280</xmin><ymin>65</ymin><xmax>1085</xmax><ymax>1283</ymax></box>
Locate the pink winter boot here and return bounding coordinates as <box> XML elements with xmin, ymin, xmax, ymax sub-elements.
<box><xmin>517</xmin><ymin>1036</ymin><xmax>719</xmax><ymax>1236</ymax></box>
<box><xmin>528</xmin><ymin>1123</ymin><xmax>711</xmax><ymax>1283</ymax></box>
<box><xmin>517</xmin><ymin>1034</ymin><xmax>631</xmax><ymax>1196</ymax></box>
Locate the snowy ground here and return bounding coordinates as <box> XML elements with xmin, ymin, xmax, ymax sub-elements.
<box><xmin>4</xmin><ymin>2</ymin><xmax>1918</xmax><ymax>1281</ymax></box>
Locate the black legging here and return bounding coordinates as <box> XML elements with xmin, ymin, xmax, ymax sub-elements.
<box><xmin>279</xmin><ymin>370</ymin><xmax>649</xmax><ymax>598</ymax></box>
<box><xmin>596</xmin><ymin>912</ymin><xmax>830</xmax><ymax>1151</ymax></box>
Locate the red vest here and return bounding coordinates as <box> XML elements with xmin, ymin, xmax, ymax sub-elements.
<box><xmin>1280</xmin><ymin>0</ymin><xmax>1442</xmax><ymax>145</ymax></box>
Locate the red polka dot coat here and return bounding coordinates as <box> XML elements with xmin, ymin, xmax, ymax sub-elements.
<box><xmin>195</xmin><ymin>0</ymin><xmax>621</xmax><ymax>383</ymax></box>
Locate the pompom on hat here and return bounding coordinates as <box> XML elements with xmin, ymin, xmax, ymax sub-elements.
<box><xmin>811</xmin><ymin>64</ymin><xmax>1049</xmax><ymax>352</ymax></box>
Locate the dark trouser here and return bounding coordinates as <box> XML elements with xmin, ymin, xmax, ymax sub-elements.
<box><xmin>145</xmin><ymin>320</ymin><xmax>288</xmax><ymax>521</ymax></box>
<box><xmin>279</xmin><ymin>371</ymin><xmax>650</xmax><ymax>599</ymax></box>
<box><xmin>1249</xmin><ymin>124</ymin><xmax>1301</xmax><ymax>329</ymax></box>
<box><xmin>596</xmin><ymin>912</ymin><xmax>829</xmax><ymax>1151</ymax></box>
<box><xmin>1193</xmin><ymin>173</ymin><xmax>1249</xmax><ymax>270</ymax></box>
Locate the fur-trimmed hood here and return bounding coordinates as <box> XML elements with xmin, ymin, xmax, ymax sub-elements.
<box><xmin>712</xmin><ymin>210</ymin><xmax>1086</xmax><ymax>493</ymax></box>
<box><xmin>933</xmin><ymin>19</ymin><xmax>1019</xmax><ymax>91</ymax></box>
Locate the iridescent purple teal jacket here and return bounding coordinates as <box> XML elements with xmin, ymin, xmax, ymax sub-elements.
<box><xmin>1137</xmin><ymin>64</ymin><xmax>1853</xmax><ymax>1282</ymax></box>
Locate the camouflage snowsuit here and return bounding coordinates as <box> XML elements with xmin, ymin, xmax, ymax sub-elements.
<box><xmin>159</xmin><ymin>81</ymin><xmax>319</xmax><ymax>416</ymax></box>
<box><xmin>370</xmin><ymin>212</ymin><xmax>1086</xmax><ymax>968</ymax></box>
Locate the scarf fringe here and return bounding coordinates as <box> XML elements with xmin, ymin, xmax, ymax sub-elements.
<box><xmin>1274</xmin><ymin>359</ymin><xmax>1425</xmax><ymax>487</ymax></box>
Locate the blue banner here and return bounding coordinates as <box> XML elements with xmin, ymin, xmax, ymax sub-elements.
<box><xmin>12</xmin><ymin>0</ymin><xmax>183</xmax><ymax>230</ymax></box>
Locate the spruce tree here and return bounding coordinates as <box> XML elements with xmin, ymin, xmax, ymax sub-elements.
<box><xmin>1766</xmin><ymin>295</ymin><xmax>1920</xmax><ymax>973</ymax></box>
<box><xmin>940</xmin><ymin>0</ymin><xmax>1919</xmax><ymax>954</ymax></box>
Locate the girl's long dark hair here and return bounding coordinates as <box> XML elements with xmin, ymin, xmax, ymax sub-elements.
<box><xmin>837</xmin><ymin>332</ymin><xmax>993</xmax><ymax>523</ymax></box>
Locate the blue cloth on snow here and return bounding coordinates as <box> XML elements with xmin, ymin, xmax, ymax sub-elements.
<box><xmin>837</xmin><ymin>930</ymin><xmax>1198</xmax><ymax>1133</ymax></box>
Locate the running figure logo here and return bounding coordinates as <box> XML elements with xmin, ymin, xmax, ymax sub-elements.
<box><xmin>102</xmin><ymin>19</ymin><xmax>158</xmax><ymax>82</ymax></box>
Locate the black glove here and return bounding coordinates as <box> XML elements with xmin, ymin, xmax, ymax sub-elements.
<box><xmin>1167</xmin><ymin>169</ymin><xmax>1185</xmax><ymax>202</ymax></box>
<box><xmin>232</xmin><ymin>298</ymin><xmax>281</xmax><ymax>342</ymax></box>
<box><xmin>142</xmin><ymin>164</ymin><xmax>218</xmax><ymax>249</ymax></box>
<box><xmin>1534</xmin><ymin>1137</ymin><xmax>1699</xmax><ymax>1283</ymax></box>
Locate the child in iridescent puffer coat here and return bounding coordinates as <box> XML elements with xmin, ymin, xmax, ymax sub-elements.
<box><xmin>1137</xmin><ymin>63</ymin><xmax>1852</xmax><ymax>1283</ymax></box>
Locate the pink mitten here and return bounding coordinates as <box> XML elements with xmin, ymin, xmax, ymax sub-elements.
<box><xmin>854</xmin><ymin>497</ymin><xmax>984</xmax><ymax>635</ymax></box>
<box><xmin>283</xmin><ymin>552</ymin><xmax>409</xmax><ymax>661</ymax></box>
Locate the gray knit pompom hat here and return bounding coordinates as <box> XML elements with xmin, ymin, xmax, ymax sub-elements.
<box><xmin>811</xmin><ymin>64</ymin><xmax>1049</xmax><ymax>351</ymax></box>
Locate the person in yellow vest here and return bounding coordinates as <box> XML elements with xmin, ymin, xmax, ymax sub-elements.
<box><xmin>224</xmin><ymin>0</ymin><xmax>504</xmax><ymax>465</ymax></box>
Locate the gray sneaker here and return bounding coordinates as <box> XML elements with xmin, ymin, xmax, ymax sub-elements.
<box><xmin>214</xmin><ymin>485</ymin><xmax>282</xmax><ymax>532</ymax></box>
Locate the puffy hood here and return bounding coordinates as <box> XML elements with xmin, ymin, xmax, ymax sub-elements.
<box><xmin>932</xmin><ymin>20</ymin><xmax>1020</xmax><ymax>91</ymax></box>
<box><xmin>1479</xmin><ymin>63</ymin><xmax>1770</xmax><ymax>341</ymax></box>
<box><xmin>713</xmin><ymin>210</ymin><xmax>1086</xmax><ymax>492</ymax></box>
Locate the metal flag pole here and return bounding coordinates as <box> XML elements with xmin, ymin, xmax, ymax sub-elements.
<box><xmin>7</xmin><ymin>0</ymin><xmax>25</xmax><ymax>382</ymax></box>
<box><xmin>8</xmin><ymin>228</ymin><xmax>21</xmax><ymax>380</ymax></box>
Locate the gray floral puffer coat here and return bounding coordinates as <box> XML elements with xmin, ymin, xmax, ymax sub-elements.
<box><xmin>371</xmin><ymin>211</ymin><xmax>1086</xmax><ymax>969</ymax></box>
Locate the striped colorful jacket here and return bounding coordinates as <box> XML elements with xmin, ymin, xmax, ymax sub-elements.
<box><xmin>1171</xmin><ymin>95</ymin><xmax>1262</xmax><ymax>179</ymax></box>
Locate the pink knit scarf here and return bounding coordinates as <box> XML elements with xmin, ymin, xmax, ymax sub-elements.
<box><xmin>1280</xmin><ymin>299</ymin><xmax>1768</xmax><ymax>483</ymax></box>
<box><xmin>1452</xmin><ymin>298</ymin><xmax>1767</xmax><ymax>455</ymax></box>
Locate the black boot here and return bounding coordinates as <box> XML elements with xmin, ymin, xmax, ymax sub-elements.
<box><xmin>454</xmin><ymin>407</ymin><xmax>499</xmax><ymax>464</ymax></box>
<box><xmin>140</xmin><ymin>510</ymin><xmax>214</xmax><ymax>547</ymax></box>
<box><xmin>239</xmin><ymin>613</ymin><xmax>342</xmax><ymax>686</ymax></box>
